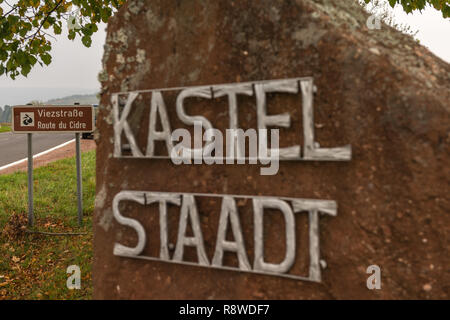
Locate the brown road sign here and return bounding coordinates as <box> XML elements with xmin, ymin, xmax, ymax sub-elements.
<box><xmin>12</xmin><ymin>105</ymin><xmax>95</xmax><ymax>133</ymax></box>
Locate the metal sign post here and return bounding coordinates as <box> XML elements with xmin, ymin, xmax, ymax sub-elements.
<box><xmin>75</xmin><ymin>132</ymin><xmax>83</xmax><ymax>226</ymax></box>
<box><xmin>74</xmin><ymin>103</ymin><xmax>83</xmax><ymax>226</ymax></box>
<box><xmin>12</xmin><ymin>103</ymin><xmax>94</xmax><ymax>228</ymax></box>
<box><xmin>27</xmin><ymin>132</ymin><xmax>34</xmax><ymax>227</ymax></box>
<box><xmin>75</xmin><ymin>133</ymin><xmax>83</xmax><ymax>226</ymax></box>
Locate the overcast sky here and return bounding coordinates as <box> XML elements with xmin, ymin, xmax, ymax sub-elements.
<box><xmin>0</xmin><ymin>4</ymin><xmax>448</xmax><ymax>107</ymax></box>
<box><xmin>389</xmin><ymin>4</ymin><xmax>449</xmax><ymax>62</ymax></box>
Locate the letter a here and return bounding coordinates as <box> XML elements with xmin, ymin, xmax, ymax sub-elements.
<box><xmin>173</xmin><ymin>195</ymin><xmax>209</xmax><ymax>265</ymax></box>
<box><xmin>212</xmin><ymin>196</ymin><xmax>251</xmax><ymax>270</ymax></box>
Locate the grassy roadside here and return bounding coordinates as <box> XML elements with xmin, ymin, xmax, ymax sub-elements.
<box><xmin>0</xmin><ymin>150</ymin><xmax>95</xmax><ymax>299</ymax></box>
<box><xmin>0</xmin><ymin>126</ymin><xmax>11</xmax><ymax>133</ymax></box>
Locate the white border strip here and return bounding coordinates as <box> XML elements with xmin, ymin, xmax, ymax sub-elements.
<box><xmin>0</xmin><ymin>138</ymin><xmax>75</xmax><ymax>172</ymax></box>
<box><xmin>112</xmin><ymin>76</ymin><xmax>313</xmax><ymax>95</ymax></box>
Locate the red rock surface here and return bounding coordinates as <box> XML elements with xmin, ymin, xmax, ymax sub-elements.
<box><xmin>94</xmin><ymin>0</ymin><xmax>449</xmax><ymax>299</ymax></box>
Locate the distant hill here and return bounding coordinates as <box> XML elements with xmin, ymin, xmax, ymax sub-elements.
<box><xmin>0</xmin><ymin>87</ymin><xmax>99</xmax><ymax>107</ymax></box>
<box><xmin>45</xmin><ymin>93</ymin><xmax>99</xmax><ymax>105</ymax></box>
<box><xmin>0</xmin><ymin>105</ymin><xmax>11</xmax><ymax>123</ymax></box>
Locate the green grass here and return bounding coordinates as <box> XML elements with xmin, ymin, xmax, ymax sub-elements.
<box><xmin>0</xmin><ymin>150</ymin><xmax>95</xmax><ymax>299</ymax></box>
<box><xmin>0</xmin><ymin>126</ymin><xmax>11</xmax><ymax>133</ymax></box>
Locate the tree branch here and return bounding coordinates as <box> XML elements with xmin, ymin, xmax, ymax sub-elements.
<box><xmin>28</xmin><ymin>0</ymin><xmax>64</xmax><ymax>41</ymax></box>
<box><xmin>2</xmin><ymin>4</ymin><xmax>18</xmax><ymax>17</ymax></box>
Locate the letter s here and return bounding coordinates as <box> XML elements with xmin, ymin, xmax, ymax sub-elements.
<box><xmin>112</xmin><ymin>191</ymin><xmax>146</xmax><ymax>257</ymax></box>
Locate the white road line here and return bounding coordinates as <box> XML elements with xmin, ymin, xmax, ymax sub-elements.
<box><xmin>0</xmin><ymin>139</ymin><xmax>75</xmax><ymax>172</ymax></box>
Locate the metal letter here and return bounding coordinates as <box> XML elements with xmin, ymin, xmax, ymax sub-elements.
<box><xmin>292</xmin><ymin>199</ymin><xmax>337</xmax><ymax>282</ymax></box>
<box><xmin>212</xmin><ymin>196</ymin><xmax>251</xmax><ymax>270</ymax></box>
<box><xmin>253</xmin><ymin>198</ymin><xmax>296</xmax><ymax>273</ymax></box>
<box><xmin>300</xmin><ymin>79</ymin><xmax>352</xmax><ymax>160</ymax></box>
<box><xmin>213</xmin><ymin>83</ymin><xmax>253</xmax><ymax>130</ymax></box>
<box><xmin>255</xmin><ymin>79</ymin><xmax>301</xmax><ymax>159</ymax></box>
<box><xmin>214</xmin><ymin>83</ymin><xmax>253</xmax><ymax>160</ymax></box>
<box><xmin>112</xmin><ymin>92</ymin><xmax>143</xmax><ymax>157</ymax></box>
<box><xmin>143</xmin><ymin>192</ymin><xmax>181</xmax><ymax>260</ymax></box>
<box><xmin>176</xmin><ymin>86</ymin><xmax>213</xmax><ymax>161</ymax></box>
<box><xmin>173</xmin><ymin>195</ymin><xmax>210</xmax><ymax>266</ymax></box>
<box><xmin>146</xmin><ymin>91</ymin><xmax>174</xmax><ymax>157</ymax></box>
<box><xmin>112</xmin><ymin>191</ymin><xmax>147</xmax><ymax>256</ymax></box>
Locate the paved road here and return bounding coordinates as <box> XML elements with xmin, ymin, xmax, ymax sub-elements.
<box><xmin>0</xmin><ymin>132</ymin><xmax>74</xmax><ymax>167</ymax></box>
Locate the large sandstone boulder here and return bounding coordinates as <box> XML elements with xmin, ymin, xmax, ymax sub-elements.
<box><xmin>94</xmin><ymin>0</ymin><xmax>449</xmax><ymax>299</ymax></box>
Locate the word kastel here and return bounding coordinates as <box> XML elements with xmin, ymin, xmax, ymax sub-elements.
<box><xmin>112</xmin><ymin>77</ymin><xmax>352</xmax><ymax>162</ymax></box>
<box><xmin>111</xmin><ymin>77</ymin><xmax>352</xmax><ymax>282</ymax></box>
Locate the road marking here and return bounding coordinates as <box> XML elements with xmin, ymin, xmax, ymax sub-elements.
<box><xmin>0</xmin><ymin>139</ymin><xmax>75</xmax><ymax>172</ymax></box>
